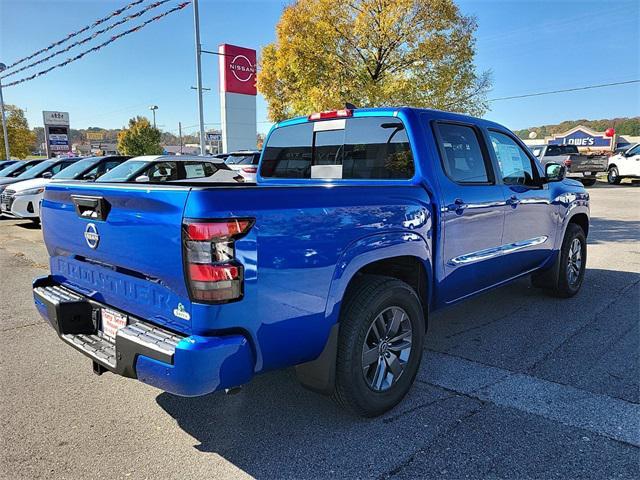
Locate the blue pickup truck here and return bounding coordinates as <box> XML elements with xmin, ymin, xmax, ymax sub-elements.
<box><xmin>33</xmin><ymin>107</ymin><xmax>589</xmax><ymax>416</ymax></box>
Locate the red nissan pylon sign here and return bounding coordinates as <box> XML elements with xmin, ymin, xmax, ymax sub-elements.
<box><xmin>219</xmin><ymin>44</ymin><xmax>257</xmax><ymax>96</ymax></box>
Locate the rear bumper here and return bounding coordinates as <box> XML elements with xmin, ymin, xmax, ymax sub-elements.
<box><xmin>33</xmin><ymin>276</ymin><xmax>254</xmax><ymax>396</ymax></box>
<box><xmin>566</xmin><ymin>172</ymin><xmax>597</xmax><ymax>179</ymax></box>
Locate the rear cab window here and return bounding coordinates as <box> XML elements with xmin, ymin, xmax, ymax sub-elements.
<box><xmin>260</xmin><ymin>116</ymin><xmax>415</xmax><ymax>180</ymax></box>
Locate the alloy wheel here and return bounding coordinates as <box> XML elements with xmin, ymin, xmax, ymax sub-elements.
<box><xmin>566</xmin><ymin>237</ymin><xmax>583</xmax><ymax>287</ymax></box>
<box><xmin>361</xmin><ymin>306</ymin><xmax>412</xmax><ymax>392</ymax></box>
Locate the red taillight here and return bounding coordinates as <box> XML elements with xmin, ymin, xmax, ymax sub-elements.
<box><xmin>187</xmin><ymin>220</ymin><xmax>251</xmax><ymax>241</ymax></box>
<box><xmin>189</xmin><ymin>264</ymin><xmax>239</xmax><ymax>282</ymax></box>
<box><xmin>241</xmin><ymin>166</ymin><xmax>258</xmax><ymax>174</ymax></box>
<box><xmin>308</xmin><ymin>109</ymin><xmax>352</xmax><ymax>121</ymax></box>
<box><xmin>564</xmin><ymin>158</ymin><xmax>572</xmax><ymax>168</ymax></box>
<box><xmin>183</xmin><ymin>219</ymin><xmax>253</xmax><ymax>302</ymax></box>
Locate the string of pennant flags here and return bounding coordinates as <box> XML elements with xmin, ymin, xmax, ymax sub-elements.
<box><xmin>3</xmin><ymin>2</ymin><xmax>191</xmax><ymax>88</ymax></box>
<box><xmin>4</xmin><ymin>0</ymin><xmax>147</xmax><ymax>70</ymax></box>
<box><xmin>2</xmin><ymin>0</ymin><xmax>172</xmax><ymax>79</ymax></box>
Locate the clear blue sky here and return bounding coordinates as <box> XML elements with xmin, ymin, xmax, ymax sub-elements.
<box><xmin>1</xmin><ymin>0</ymin><xmax>638</xmax><ymax>137</ymax></box>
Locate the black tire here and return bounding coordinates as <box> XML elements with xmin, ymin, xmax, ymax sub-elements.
<box><xmin>580</xmin><ymin>178</ymin><xmax>597</xmax><ymax>187</ymax></box>
<box><xmin>333</xmin><ymin>275</ymin><xmax>425</xmax><ymax>417</ymax></box>
<box><xmin>31</xmin><ymin>218</ymin><xmax>41</xmax><ymax>226</ymax></box>
<box><xmin>549</xmin><ymin>223</ymin><xmax>587</xmax><ymax>298</ymax></box>
<box><xmin>607</xmin><ymin>166</ymin><xmax>621</xmax><ymax>185</ymax></box>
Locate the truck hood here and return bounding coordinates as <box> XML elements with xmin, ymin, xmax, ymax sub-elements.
<box><xmin>8</xmin><ymin>177</ymin><xmax>51</xmax><ymax>193</ymax></box>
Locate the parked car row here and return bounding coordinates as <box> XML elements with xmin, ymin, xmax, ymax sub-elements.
<box><xmin>0</xmin><ymin>154</ymin><xmax>248</xmax><ymax>224</ymax></box>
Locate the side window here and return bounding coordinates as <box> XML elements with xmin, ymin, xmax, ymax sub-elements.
<box><xmin>343</xmin><ymin>117</ymin><xmax>414</xmax><ymax>179</ymax></box>
<box><xmin>436</xmin><ymin>123</ymin><xmax>490</xmax><ymax>183</ymax></box>
<box><xmin>546</xmin><ymin>145</ymin><xmax>560</xmax><ymax>156</ymax></box>
<box><xmin>183</xmin><ymin>162</ymin><xmax>208</xmax><ymax>179</ymax></box>
<box><xmin>145</xmin><ymin>162</ymin><xmax>178</xmax><ymax>182</ymax></box>
<box><xmin>103</xmin><ymin>160</ymin><xmax>122</xmax><ymax>173</ymax></box>
<box><xmin>50</xmin><ymin>161</ymin><xmax>73</xmax><ymax>175</ymax></box>
<box><xmin>627</xmin><ymin>145</ymin><xmax>640</xmax><ymax>156</ymax></box>
<box><xmin>81</xmin><ymin>165</ymin><xmax>100</xmax><ymax>180</ymax></box>
<box><xmin>488</xmin><ymin>131</ymin><xmax>539</xmax><ymax>186</ymax></box>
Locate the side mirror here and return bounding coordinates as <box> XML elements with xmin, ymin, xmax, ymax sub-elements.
<box><xmin>135</xmin><ymin>175</ymin><xmax>150</xmax><ymax>183</ymax></box>
<box><xmin>42</xmin><ymin>172</ymin><xmax>53</xmax><ymax>179</ymax></box>
<box><xmin>544</xmin><ymin>162</ymin><xmax>565</xmax><ymax>182</ymax></box>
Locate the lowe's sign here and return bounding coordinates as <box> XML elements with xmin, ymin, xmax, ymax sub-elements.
<box><xmin>548</xmin><ymin>126</ymin><xmax>612</xmax><ymax>149</ymax></box>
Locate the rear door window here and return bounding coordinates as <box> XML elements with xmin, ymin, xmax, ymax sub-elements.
<box><xmin>435</xmin><ymin>123</ymin><xmax>491</xmax><ymax>184</ymax></box>
<box><xmin>260</xmin><ymin>117</ymin><xmax>414</xmax><ymax>179</ymax></box>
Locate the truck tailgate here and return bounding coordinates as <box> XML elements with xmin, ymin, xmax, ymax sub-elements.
<box><xmin>570</xmin><ymin>154</ymin><xmax>608</xmax><ymax>173</ymax></box>
<box><xmin>41</xmin><ymin>182</ymin><xmax>193</xmax><ymax>333</ymax></box>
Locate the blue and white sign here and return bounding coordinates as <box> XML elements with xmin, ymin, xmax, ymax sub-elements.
<box><xmin>548</xmin><ymin>126</ymin><xmax>612</xmax><ymax>149</ymax></box>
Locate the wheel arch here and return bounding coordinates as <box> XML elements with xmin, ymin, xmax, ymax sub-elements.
<box><xmin>295</xmin><ymin>232</ymin><xmax>432</xmax><ymax>394</ymax></box>
<box><xmin>568</xmin><ymin>212</ymin><xmax>589</xmax><ymax>237</ymax></box>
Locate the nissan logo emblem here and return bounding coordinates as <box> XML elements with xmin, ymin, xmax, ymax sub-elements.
<box><xmin>84</xmin><ymin>223</ymin><xmax>99</xmax><ymax>249</ymax></box>
<box><xmin>229</xmin><ymin>54</ymin><xmax>255</xmax><ymax>82</ymax></box>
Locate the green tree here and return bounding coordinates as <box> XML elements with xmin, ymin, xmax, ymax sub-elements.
<box><xmin>116</xmin><ymin>116</ymin><xmax>162</xmax><ymax>156</ymax></box>
<box><xmin>258</xmin><ymin>0</ymin><xmax>491</xmax><ymax>121</ymax></box>
<box><xmin>0</xmin><ymin>105</ymin><xmax>36</xmax><ymax>159</ymax></box>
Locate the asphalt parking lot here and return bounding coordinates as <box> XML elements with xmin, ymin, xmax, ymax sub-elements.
<box><xmin>0</xmin><ymin>181</ymin><xmax>638</xmax><ymax>479</ymax></box>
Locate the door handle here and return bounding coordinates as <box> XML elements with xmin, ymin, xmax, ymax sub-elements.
<box><xmin>507</xmin><ymin>195</ymin><xmax>520</xmax><ymax>208</ymax></box>
<box><xmin>446</xmin><ymin>198</ymin><xmax>468</xmax><ymax>214</ymax></box>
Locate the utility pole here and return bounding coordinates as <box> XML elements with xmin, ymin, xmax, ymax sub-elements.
<box><xmin>178</xmin><ymin>121</ymin><xmax>183</xmax><ymax>154</ymax></box>
<box><xmin>192</xmin><ymin>0</ymin><xmax>206</xmax><ymax>156</ymax></box>
<box><xmin>149</xmin><ymin>105</ymin><xmax>158</xmax><ymax>128</ymax></box>
<box><xmin>0</xmin><ymin>63</ymin><xmax>10</xmax><ymax>160</ymax></box>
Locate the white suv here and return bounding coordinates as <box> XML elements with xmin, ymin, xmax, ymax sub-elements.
<box><xmin>608</xmin><ymin>144</ymin><xmax>640</xmax><ymax>184</ymax></box>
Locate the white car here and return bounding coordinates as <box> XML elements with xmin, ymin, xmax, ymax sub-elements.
<box><xmin>0</xmin><ymin>156</ymin><xmax>128</xmax><ymax>222</ymax></box>
<box><xmin>222</xmin><ymin>151</ymin><xmax>261</xmax><ymax>182</ymax></box>
<box><xmin>607</xmin><ymin>143</ymin><xmax>640</xmax><ymax>184</ymax></box>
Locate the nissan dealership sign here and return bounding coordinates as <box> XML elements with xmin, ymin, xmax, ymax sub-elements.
<box><xmin>218</xmin><ymin>44</ymin><xmax>257</xmax><ymax>152</ymax></box>
<box><xmin>42</xmin><ymin>110</ymin><xmax>70</xmax><ymax>157</ymax></box>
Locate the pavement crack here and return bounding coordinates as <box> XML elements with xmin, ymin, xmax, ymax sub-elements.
<box><xmin>443</xmin><ymin>305</ymin><xmax>524</xmax><ymax>339</ymax></box>
<box><xmin>382</xmin><ymin>393</ymin><xmax>456</xmax><ymax>424</ymax></box>
<box><xmin>380</xmin><ymin>406</ymin><xmax>485</xmax><ymax>479</ymax></box>
<box><xmin>0</xmin><ymin>321</ymin><xmax>45</xmax><ymax>333</ymax></box>
<box><xmin>527</xmin><ymin>277</ymin><xmax>640</xmax><ymax>373</ymax></box>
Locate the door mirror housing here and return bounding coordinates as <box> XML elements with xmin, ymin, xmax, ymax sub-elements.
<box><xmin>42</xmin><ymin>172</ymin><xmax>53</xmax><ymax>179</ymax></box>
<box><xmin>135</xmin><ymin>175</ymin><xmax>150</xmax><ymax>183</ymax></box>
<box><xmin>544</xmin><ymin>162</ymin><xmax>565</xmax><ymax>182</ymax></box>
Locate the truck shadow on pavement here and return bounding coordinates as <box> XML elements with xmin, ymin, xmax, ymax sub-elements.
<box><xmin>155</xmin><ymin>268</ymin><xmax>639</xmax><ymax>478</ymax></box>
<box><xmin>587</xmin><ymin>217</ymin><xmax>640</xmax><ymax>244</ymax></box>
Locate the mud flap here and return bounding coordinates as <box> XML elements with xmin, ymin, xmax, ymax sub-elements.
<box><xmin>294</xmin><ymin>323</ymin><xmax>339</xmax><ymax>395</ymax></box>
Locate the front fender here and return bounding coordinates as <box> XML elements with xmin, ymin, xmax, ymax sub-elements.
<box><xmin>553</xmin><ymin>190</ymin><xmax>590</xmax><ymax>250</ymax></box>
<box><xmin>324</xmin><ymin>230</ymin><xmax>432</xmax><ymax>323</ymax></box>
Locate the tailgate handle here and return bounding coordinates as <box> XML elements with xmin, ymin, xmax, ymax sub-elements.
<box><xmin>71</xmin><ymin>195</ymin><xmax>110</xmax><ymax>221</ymax></box>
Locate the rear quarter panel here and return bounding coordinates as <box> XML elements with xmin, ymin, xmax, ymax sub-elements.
<box><xmin>184</xmin><ymin>184</ymin><xmax>432</xmax><ymax>372</ymax></box>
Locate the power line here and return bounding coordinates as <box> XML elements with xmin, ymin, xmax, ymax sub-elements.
<box><xmin>489</xmin><ymin>80</ymin><xmax>639</xmax><ymax>102</ymax></box>
<box><xmin>2</xmin><ymin>1</ymin><xmax>172</xmax><ymax>79</ymax></box>
<box><xmin>3</xmin><ymin>2</ymin><xmax>191</xmax><ymax>88</ymax></box>
<box><xmin>4</xmin><ymin>0</ymin><xmax>146</xmax><ymax>70</ymax></box>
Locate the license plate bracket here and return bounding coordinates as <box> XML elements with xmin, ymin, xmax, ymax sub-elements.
<box><xmin>101</xmin><ymin>308</ymin><xmax>127</xmax><ymax>340</ymax></box>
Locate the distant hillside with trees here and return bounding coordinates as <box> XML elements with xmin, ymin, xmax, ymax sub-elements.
<box><xmin>515</xmin><ymin>117</ymin><xmax>640</xmax><ymax>140</ymax></box>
